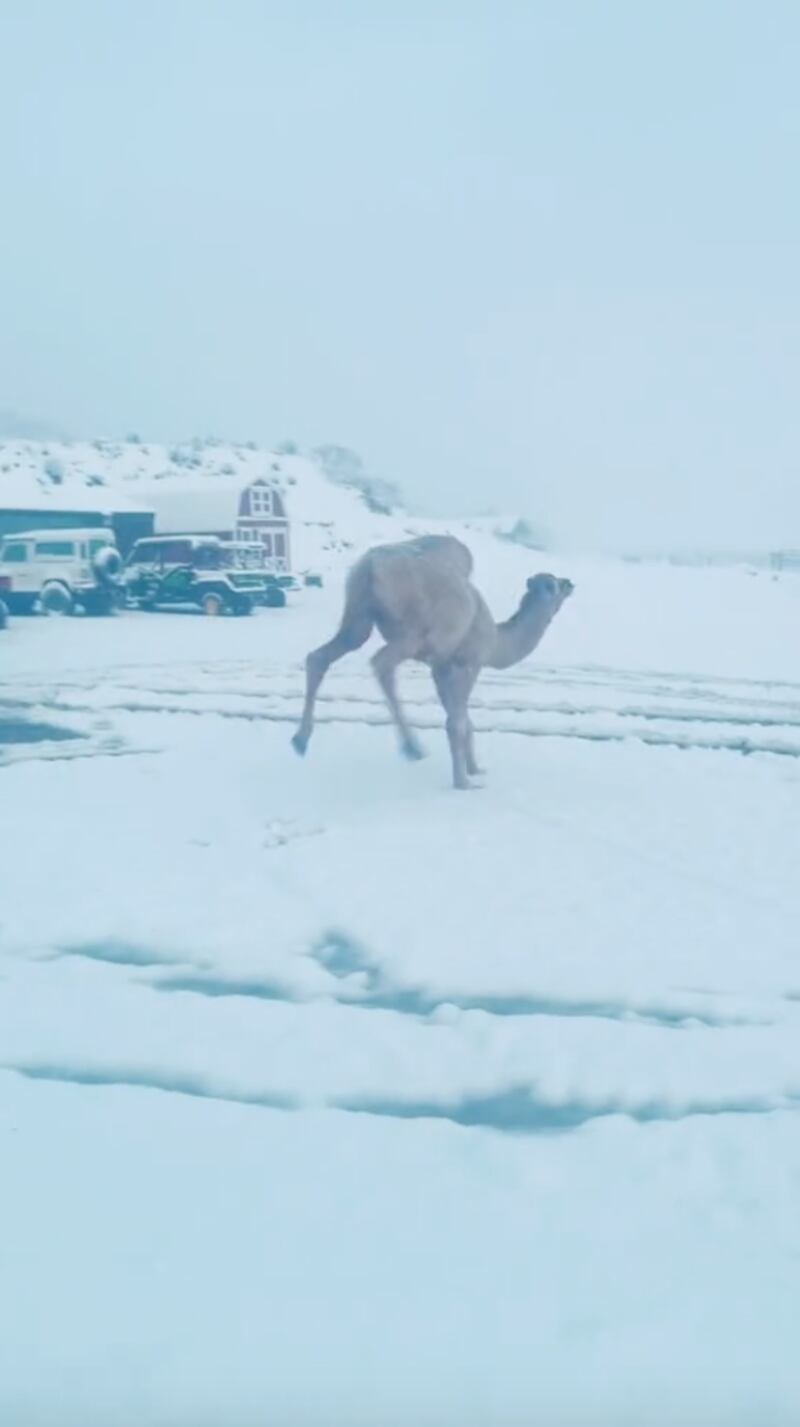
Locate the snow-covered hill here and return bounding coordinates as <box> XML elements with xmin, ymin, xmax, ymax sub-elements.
<box><xmin>0</xmin><ymin>436</ymin><xmax>523</xmax><ymax>578</ymax></box>
<box><xmin>3</xmin><ymin>434</ymin><xmax>799</xmax><ymax>685</ymax></box>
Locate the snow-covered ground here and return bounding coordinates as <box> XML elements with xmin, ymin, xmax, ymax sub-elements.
<box><xmin>2</xmin><ymin>537</ymin><xmax>800</xmax><ymax>1424</ymax></box>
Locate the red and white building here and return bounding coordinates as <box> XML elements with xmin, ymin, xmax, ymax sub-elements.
<box><xmin>133</xmin><ymin>476</ymin><xmax>291</xmax><ymax>573</ymax></box>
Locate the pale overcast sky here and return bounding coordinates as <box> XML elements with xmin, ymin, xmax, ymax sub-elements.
<box><xmin>1</xmin><ymin>0</ymin><xmax>798</xmax><ymax>549</ymax></box>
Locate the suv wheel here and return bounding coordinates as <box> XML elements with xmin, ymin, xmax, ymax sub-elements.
<box><xmin>201</xmin><ymin>592</ymin><xmax>224</xmax><ymax>616</ymax></box>
<box><xmin>40</xmin><ymin>581</ymin><xmax>75</xmax><ymax>616</ymax></box>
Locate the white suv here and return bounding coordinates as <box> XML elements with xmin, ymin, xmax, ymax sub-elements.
<box><xmin>0</xmin><ymin>528</ymin><xmax>124</xmax><ymax>615</ymax></box>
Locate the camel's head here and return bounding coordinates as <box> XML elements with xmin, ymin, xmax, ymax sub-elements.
<box><xmin>523</xmin><ymin>573</ymin><xmax>574</xmax><ymax>618</ymax></box>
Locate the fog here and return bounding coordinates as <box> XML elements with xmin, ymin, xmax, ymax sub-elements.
<box><xmin>1</xmin><ymin>0</ymin><xmax>798</xmax><ymax>551</ymax></box>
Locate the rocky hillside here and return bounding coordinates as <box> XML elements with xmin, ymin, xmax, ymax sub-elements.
<box><xmin>0</xmin><ymin>436</ymin><xmax>527</xmax><ymax>576</ymax></box>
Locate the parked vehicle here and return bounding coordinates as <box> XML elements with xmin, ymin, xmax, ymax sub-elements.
<box><xmin>123</xmin><ymin>535</ymin><xmax>285</xmax><ymax>614</ymax></box>
<box><xmin>218</xmin><ymin>541</ymin><xmax>289</xmax><ymax>607</ymax></box>
<box><xmin>0</xmin><ymin>528</ymin><xmax>124</xmax><ymax>615</ymax></box>
<box><xmin>218</xmin><ymin>545</ymin><xmax>323</xmax><ymax>596</ymax></box>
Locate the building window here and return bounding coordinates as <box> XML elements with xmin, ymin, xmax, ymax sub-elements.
<box><xmin>274</xmin><ymin>533</ymin><xmax>286</xmax><ymax>558</ymax></box>
<box><xmin>249</xmin><ymin>485</ymin><xmax>273</xmax><ymax>516</ymax></box>
<box><xmin>261</xmin><ymin>532</ymin><xmax>273</xmax><ymax>556</ymax></box>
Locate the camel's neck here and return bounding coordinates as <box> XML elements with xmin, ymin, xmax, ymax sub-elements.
<box><xmin>487</xmin><ymin>604</ymin><xmax>556</xmax><ymax>670</ymax></box>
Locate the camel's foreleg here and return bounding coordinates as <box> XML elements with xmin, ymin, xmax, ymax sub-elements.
<box><xmin>465</xmin><ymin>716</ymin><xmax>484</xmax><ymax>778</ymax></box>
<box><xmin>433</xmin><ymin>662</ymin><xmax>480</xmax><ymax>789</ymax></box>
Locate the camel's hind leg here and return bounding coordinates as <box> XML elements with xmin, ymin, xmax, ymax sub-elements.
<box><xmin>371</xmin><ymin>643</ymin><xmax>425</xmax><ymax>760</ymax></box>
<box><xmin>292</xmin><ymin>616</ymin><xmax>372</xmax><ymax>755</ymax></box>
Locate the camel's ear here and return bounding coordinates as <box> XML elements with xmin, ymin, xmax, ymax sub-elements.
<box><xmin>526</xmin><ymin>577</ymin><xmax>537</xmax><ymax>592</ymax></box>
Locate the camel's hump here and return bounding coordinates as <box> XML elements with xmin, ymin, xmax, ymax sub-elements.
<box><xmin>368</xmin><ymin>534</ymin><xmax>473</xmax><ymax>579</ymax></box>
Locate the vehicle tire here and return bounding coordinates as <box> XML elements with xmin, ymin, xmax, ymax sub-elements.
<box><xmin>264</xmin><ymin>585</ymin><xmax>287</xmax><ymax>609</ymax></box>
<box><xmin>93</xmin><ymin>546</ymin><xmax>123</xmax><ymax>582</ymax></box>
<box><xmin>40</xmin><ymin>582</ymin><xmax>75</xmax><ymax>616</ymax></box>
<box><xmin>201</xmin><ymin>592</ymin><xmax>224</xmax><ymax>616</ymax></box>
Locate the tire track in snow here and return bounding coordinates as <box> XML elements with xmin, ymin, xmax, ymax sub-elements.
<box><xmin>56</xmin><ymin>936</ymin><xmax>772</xmax><ymax>1031</ymax></box>
<box><xmin>7</xmin><ymin>1063</ymin><xmax>799</xmax><ymax>1136</ymax></box>
<box><xmin>4</xmin><ymin>663</ymin><xmax>800</xmax><ymax>761</ymax></box>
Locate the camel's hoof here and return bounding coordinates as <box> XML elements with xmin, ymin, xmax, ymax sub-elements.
<box><xmin>291</xmin><ymin>733</ymin><xmax>309</xmax><ymax>756</ymax></box>
<box><xmin>401</xmin><ymin>740</ymin><xmax>426</xmax><ymax>761</ymax></box>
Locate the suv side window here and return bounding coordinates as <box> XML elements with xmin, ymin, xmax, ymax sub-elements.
<box><xmin>161</xmin><ymin>541</ymin><xmax>192</xmax><ymax>564</ymax></box>
<box><xmin>35</xmin><ymin>541</ymin><xmax>76</xmax><ymax>558</ymax></box>
<box><xmin>130</xmin><ymin>542</ymin><xmax>157</xmax><ymax>565</ymax></box>
<box><xmin>194</xmin><ymin>544</ymin><xmax>220</xmax><ymax>569</ymax></box>
<box><xmin>2</xmin><ymin>543</ymin><xmax>28</xmax><ymax>562</ymax></box>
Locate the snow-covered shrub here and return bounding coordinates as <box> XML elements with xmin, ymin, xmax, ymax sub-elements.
<box><xmin>44</xmin><ymin>457</ymin><xmax>65</xmax><ymax>485</ymax></box>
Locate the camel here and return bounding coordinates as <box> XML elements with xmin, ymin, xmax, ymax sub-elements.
<box><xmin>292</xmin><ymin>534</ymin><xmax>574</xmax><ymax>789</ymax></box>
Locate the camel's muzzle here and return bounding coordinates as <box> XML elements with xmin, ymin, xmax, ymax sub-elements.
<box><xmin>560</xmin><ymin>578</ymin><xmax>575</xmax><ymax>597</ymax></box>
